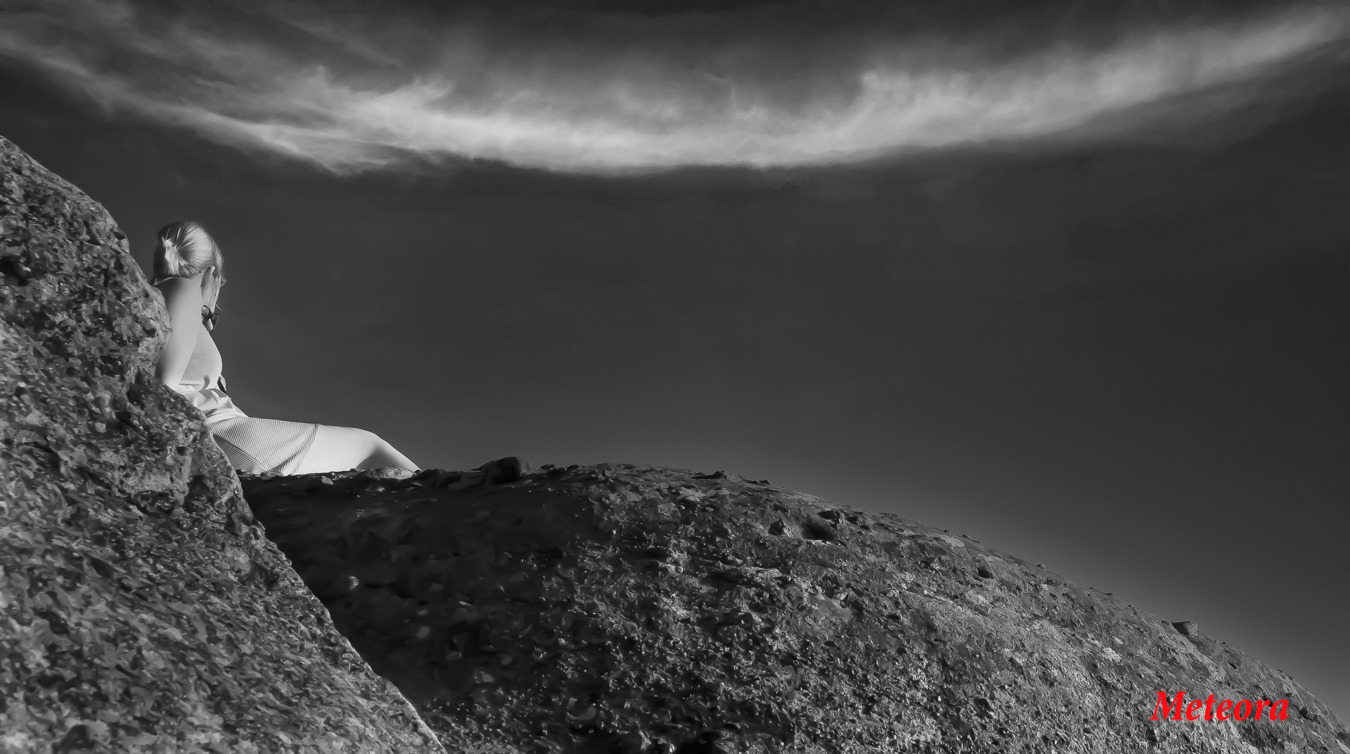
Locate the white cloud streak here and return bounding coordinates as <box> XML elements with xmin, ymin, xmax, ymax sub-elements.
<box><xmin>2</xmin><ymin>0</ymin><xmax>1347</xmax><ymax>174</ymax></box>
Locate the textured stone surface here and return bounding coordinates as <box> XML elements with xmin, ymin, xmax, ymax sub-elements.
<box><xmin>244</xmin><ymin>463</ymin><xmax>1349</xmax><ymax>754</ymax></box>
<box><xmin>5</xmin><ymin>127</ymin><xmax>1347</xmax><ymax>754</ymax></box>
<box><xmin>0</xmin><ymin>136</ymin><xmax>442</xmax><ymax>753</ymax></box>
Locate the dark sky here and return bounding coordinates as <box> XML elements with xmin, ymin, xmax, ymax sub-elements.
<box><xmin>3</xmin><ymin>0</ymin><xmax>1347</xmax><ymax>722</ymax></box>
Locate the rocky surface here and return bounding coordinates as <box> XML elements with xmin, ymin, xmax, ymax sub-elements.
<box><xmin>0</xmin><ymin>135</ymin><xmax>442</xmax><ymax>752</ymax></box>
<box><xmin>4</xmin><ymin>129</ymin><xmax>1348</xmax><ymax>754</ymax></box>
<box><xmin>243</xmin><ymin>464</ymin><xmax>1350</xmax><ymax>754</ymax></box>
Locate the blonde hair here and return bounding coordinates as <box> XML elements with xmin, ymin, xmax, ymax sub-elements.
<box><xmin>151</xmin><ymin>221</ymin><xmax>224</xmax><ymax>288</ymax></box>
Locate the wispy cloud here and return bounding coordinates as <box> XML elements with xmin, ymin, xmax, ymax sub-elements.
<box><xmin>2</xmin><ymin>0</ymin><xmax>1347</xmax><ymax>174</ymax></box>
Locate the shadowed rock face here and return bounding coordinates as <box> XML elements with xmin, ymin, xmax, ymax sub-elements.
<box><xmin>243</xmin><ymin>465</ymin><xmax>1349</xmax><ymax>754</ymax></box>
<box><xmin>0</xmin><ymin>136</ymin><xmax>442</xmax><ymax>752</ymax></box>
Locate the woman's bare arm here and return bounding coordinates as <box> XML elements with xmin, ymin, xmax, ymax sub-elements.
<box><xmin>155</xmin><ymin>275</ymin><xmax>203</xmax><ymax>387</ymax></box>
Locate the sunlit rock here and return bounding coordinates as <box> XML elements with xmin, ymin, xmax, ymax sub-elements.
<box><xmin>0</xmin><ymin>135</ymin><xmax>442</xmax><ymax>752</ymax></box>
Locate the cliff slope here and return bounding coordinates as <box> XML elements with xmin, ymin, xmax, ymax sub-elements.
<box><xmin>244</xmin><ymin>464</ymin><xmax>1350</xmax><ymax>754</ymax></box>
<box><xmin>0</xmin><ymin>136</ymin><xmax>442</xmax><ymax>753</ymax></box>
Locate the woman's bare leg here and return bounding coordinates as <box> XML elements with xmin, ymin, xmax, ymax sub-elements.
<box><xmin>294</xmin><ymin>425</ymin><xmax>418</xmax><ymax>474</ymax></box>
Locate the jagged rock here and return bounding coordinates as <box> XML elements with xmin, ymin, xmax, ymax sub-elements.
<box><xmin>0</xmin><ymin>136</ymin><xmax>442</xmax><ymax>752</ymax></box>
<box><xmin>243</xmin><ymin>464</ymin><xmax>1350</xmax><ymax>754</ymax></box>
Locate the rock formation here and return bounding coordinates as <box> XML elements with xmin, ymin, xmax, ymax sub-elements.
<box><xmin>243</xmin><ymin>464</ymin><xmax>1350</xmax><ymax>754</ymax></box>
<box><xmin>0</xmin><ymin>136</ymin><xmax>442</xmax><ymax>752</ymax></box>
<box><xmin>3</xmin><ymin>131</ymin><xmax>1347</xmax><ymax>753</ymax></box>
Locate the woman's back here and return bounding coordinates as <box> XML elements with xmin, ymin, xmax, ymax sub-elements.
<box><xmin>178</xmin><ymin>322</ymin><xmax>223</xmax><ymax>393</ymax></box>
<box><xmin>173</xmin><ymin>324</ymin><xmax>247</xmax><ymax>426</ymax></box>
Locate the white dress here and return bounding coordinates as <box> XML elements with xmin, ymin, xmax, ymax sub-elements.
<box><xmin>173</xmin><ymin>327</ymin><xmax>317</xmax><ymax>475</ymax></box>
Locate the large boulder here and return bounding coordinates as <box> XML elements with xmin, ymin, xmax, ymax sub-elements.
<box><xmin>0</xmin><ymin>136</ymin><xmax>442</xmax><ymax>752</ymax></box>
<box><xmin>243</xmin><ymin>463</ymin><xmax>1349</xmax><ymax>754</ymax></box>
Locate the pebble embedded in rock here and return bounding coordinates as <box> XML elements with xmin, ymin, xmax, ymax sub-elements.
<box><xmin>1171</xmin><ymin>620</ymin><xmax>1198</xmax><ymax>636</ymax></box>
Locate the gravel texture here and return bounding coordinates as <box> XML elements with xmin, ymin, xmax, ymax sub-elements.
<box><xmin>0</xmin><ymin>135</ymin><xmax>442</xmax><ymax>753</ymax></box>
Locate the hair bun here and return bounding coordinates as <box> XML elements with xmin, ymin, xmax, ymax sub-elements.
<box><xmin>153</xmin><ymin>220</ymin><xmax>221</xmax><ymax>281</ymax></box>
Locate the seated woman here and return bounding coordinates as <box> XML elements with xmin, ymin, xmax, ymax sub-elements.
<box><xmin>152</xmin><ymin>221</ymin><xmax>418</xmax><ymax>474</ymax></box>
